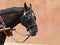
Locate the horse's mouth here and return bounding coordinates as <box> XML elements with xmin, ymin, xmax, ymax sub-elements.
<box><xmin>28</xmin><ymin>26</ymin><xmax>38</xmax><ymax>36</ymax></box>
<box><xmin>29</xmin><ymin>30</ymin><xmax>37</xmax><ymax>36</ymax></box>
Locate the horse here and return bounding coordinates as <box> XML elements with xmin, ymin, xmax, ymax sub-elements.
<box><xmin>0</xmin><ymin>3</ymin><xmax>38</xmax><ymax>45</ymax></box>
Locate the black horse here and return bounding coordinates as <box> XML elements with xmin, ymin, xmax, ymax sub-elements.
<box><xmin>0</xmin><ymin>3</ymin><xmax>38</xmax><ymax>45</ymax></box>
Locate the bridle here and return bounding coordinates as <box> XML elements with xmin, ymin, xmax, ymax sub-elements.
<box><xmin>0</xmin><ymin>7</ymin><xmax>37</xmax><ymax>43</ymax></box>
<box><xmin>11</xmin><ymin>9</ymin><xmax>33</xmax><ymax>43</ymax></box>
<box><xmin>11</xmin><ymin>9</ymin><xmax>32</xmax><ymax>43</ymax></box>
<box><xmin>0</xmin><ymin>8</ymin><xmax>37</xmax><ymax>43</ymax></box>
<box><xmin>12</xmin><ymin>30</ymin><xmax>30</xmax><ymax>43</ymax></box>
<box><xmin>11</xmin><ymin>9</ymin><xmax>37</xmax><ymax>43</ymax></box>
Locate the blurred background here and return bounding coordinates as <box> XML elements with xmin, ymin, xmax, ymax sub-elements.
<box><xmin>0</xmin><ymin>0</ymin><xmax>60</xmax><ymax>45</ymax></box>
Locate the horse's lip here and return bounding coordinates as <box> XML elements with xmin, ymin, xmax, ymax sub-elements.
<box><xmin>28</xmin><ymin>29</ymin><xmax>37</xmax><ymax>36</ymax></box>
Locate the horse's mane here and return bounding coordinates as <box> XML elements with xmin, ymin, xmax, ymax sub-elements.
<box><xmin>0</xmin><ymin>7</ymin><xmax>24</xmax><ymax>15</ymax></box>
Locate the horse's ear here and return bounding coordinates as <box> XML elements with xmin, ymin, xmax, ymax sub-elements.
<box><xmin>30</xmin><ymin>4</ymin><xmax>32</xmax><ymax>9</ymax></box>
<box><xmin>24</xmin><ymin>2</ymin><xmax>28</xmax><ymax>10</ymax></box>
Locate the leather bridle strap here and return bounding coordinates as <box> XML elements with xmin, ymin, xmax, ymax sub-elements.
<box><xmin>12</xmin><ymin>24</ymin><xmax>37</xmax><ymax>43</ymax></box>
<box><xmin>27</xmin><ymin>24</ymin><xmax>37</xmax><ymax>30</ymax></box>
<box><xmin>11</xmin><ymin>30</ymin><xmax>30</xmax><ymax>43</ymax></box>
<box><xmin>23</xmin><ymin>9</ymin><xmax>32</xmax><ymax>16</ymax></box>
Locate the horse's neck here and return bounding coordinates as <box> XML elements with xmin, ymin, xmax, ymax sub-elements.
<box><xmin>0</xmin><ymin>7</ymin><xmax>24</xmax><ymax>15</ymax></box>
<box><xmin>0</xmin><ymin>7</ymin><xmax>25</xmax><ymax>28</ymax></box>
<box><xmin>2</xmin><ymin>10</ymin><xmax>24</xmax><ymax>28</ymax></box>
<box><xmin>9</xmin><ymin>13</ymin><xmax>22</xmax><ymax>28</ymax></box>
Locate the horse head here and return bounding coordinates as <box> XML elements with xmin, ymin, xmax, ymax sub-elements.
<box><xmin>20</xmin><ymin>3</ymin><xmax>38</xmax><ymax>36</ymax></box>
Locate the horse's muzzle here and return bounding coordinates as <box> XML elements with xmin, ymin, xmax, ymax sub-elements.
<box><xmin>29</xmin><ymin>25</ymin><xmax>38</xmax><ymax>36</ymax></box>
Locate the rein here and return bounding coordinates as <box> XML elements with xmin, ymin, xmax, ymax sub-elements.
<box><xmin>0</xmin><ymin>28</ymin><xmax>30</xmax><ymax>43</ymax></box>
<box><xmin>12</xmin><ymin>30</ymin><xmax>30</xmax><ymax>43</ymax></box>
